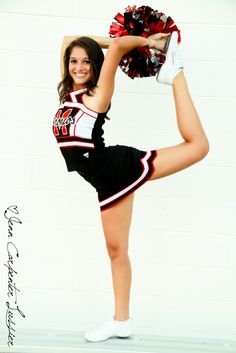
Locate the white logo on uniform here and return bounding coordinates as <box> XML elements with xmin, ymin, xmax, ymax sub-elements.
<box><xmin>83</xmin><ymin>152</ymin><xmax>89</xmax><ymax>158</ymax></box>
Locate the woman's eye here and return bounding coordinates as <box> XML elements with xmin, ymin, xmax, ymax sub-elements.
<box><xmin>70</xmin><ymin>59</ymin><xmax>90</xmax><ymax>64</ymax></box>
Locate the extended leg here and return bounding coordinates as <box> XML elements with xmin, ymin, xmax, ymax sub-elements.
<box><xmin>150</xmin><ymin>71</ymin><xmax>209</xmax><ymax>180</ymax></box>
<box><xmin>150</xmin><ymin>32</ymin><xmax>209</xmax><ymax>180</ymax></box>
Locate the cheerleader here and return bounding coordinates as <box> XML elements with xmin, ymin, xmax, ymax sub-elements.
<box><xmin>53</xmin><ymin>27</ymin><xmax>209</xmax><ymax>342</ymax></box>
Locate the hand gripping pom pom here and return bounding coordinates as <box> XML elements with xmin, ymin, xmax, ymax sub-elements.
<box><xmin>109</xmin><ymin>5</ymin><xmax>181</xmax><ymax>79</ymax></box>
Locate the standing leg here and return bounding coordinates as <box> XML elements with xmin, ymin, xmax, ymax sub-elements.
<box><xmin>84</xmin><ymin>193</ymin><xmax>134</xmax><ymax>342</ymax></box>
<box><xmin>101</xmin><ymin>193</ymin><xmax>134</xmax><ymax>321</ymax></box>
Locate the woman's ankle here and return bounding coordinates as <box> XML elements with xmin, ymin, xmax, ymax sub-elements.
<box><xmin>114</xmin><ymin>315</ymin><xmax>130</xmax><ymax>321</ymax></box>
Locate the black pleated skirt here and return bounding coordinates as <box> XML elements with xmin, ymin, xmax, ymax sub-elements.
<box><xmin>75</xmin><ymin>144</ymin><xmax>157</xmax><ymax>211</ymax></box>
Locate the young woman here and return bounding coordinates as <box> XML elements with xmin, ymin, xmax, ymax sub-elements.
<box><xmin>53</xmin><ymin>32</ymin><xmax>209</xmax><ymax>342</ymax></box>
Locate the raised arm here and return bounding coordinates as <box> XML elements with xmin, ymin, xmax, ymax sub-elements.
<box><xmin>95</xmin><ymin>33</ymin><xmax>170</xmax><ymax>111</ymax></box>
<box><xmin>60</xmin><ymin>33</ymin><xmax>170</xmax><ymax>111</ymax></box>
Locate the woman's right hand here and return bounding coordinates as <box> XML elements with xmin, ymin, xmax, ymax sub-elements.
<box><xmin>148</xmin><ymin>32</ymin><xmax>171</xmax><ymax>52</ymax></box>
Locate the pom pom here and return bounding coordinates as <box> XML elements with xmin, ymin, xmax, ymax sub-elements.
<box><xmin>109</xmin><ymin>5</ymin><xmax>181</xmax><ymax>79</ymax></box>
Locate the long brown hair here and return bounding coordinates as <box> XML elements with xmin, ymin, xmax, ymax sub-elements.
<box><xmin>57</xmin><ymin>37</ymin><xmax>105</xmax><ymax>103</ymax></box>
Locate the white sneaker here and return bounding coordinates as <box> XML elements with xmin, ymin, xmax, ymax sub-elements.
<box><xmin>157</xmin><ymin>31</ymin><xmax>184</xmax><ymax>85</ymax></box>
<box><xmin>84</xmin><ymin>317</ymin><xmax>133</xmax><ymax>342</ymax></box>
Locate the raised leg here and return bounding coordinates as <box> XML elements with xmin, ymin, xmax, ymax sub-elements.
<box><xmin>100</xmin><ymin>193</ymin><xmax>134</xmax><ymax>320</ymax></box>
<box><xmin>150</xmin><ymin>72</ymin><xmax>209</xmax><ymax>180</ymax></box>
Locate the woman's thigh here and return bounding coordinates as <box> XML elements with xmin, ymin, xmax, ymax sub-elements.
<box><xmin>149</xmin><ymin>143</ymin><xmax>202</xmax><ymax>180</ymax></box>
<box><xmin>100</xmin><ymin>193</ymin><xmax>134</xmax><ymax>252</ymax></box>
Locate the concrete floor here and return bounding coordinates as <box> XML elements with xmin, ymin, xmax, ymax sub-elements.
<box><xmin>0</xmin><ymin>330</ymin><xmax>236</xmax><ymax>353</ymax></box>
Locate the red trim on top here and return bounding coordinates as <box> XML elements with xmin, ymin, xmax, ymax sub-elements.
<box><xmin>62</xmin><ymin>102</ymin><xmax>97</xmax><ymax>119</ymax></box>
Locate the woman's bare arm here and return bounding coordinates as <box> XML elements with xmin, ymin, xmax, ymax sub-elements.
<box><xmin>60</xmin><ymin>33</ymin><xmax>169</xmax><ymax>79</ymax></box>
<box><xmin>59</xmin><ymin>33</ymin><xmax>170</xmax><ymax>112</ymax></box>
<box><xmin>95</xmin><ymin>33</ymin><xmax>170</xmax><ymax>111</ymax></box>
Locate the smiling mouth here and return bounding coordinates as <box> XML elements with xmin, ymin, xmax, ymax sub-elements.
<box><xmin>75</xmin><ymin>73</ymin><xmax>86</xmax><ymax>77</ymax></box>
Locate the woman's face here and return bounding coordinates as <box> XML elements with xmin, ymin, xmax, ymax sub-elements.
<box><xmin>69</xmin><ymin>46</ymin><xmax>92</xmax><ymax>90</ymax></box>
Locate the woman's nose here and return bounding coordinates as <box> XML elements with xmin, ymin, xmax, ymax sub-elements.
<box><xmin>76</xmin><ymin>62</ymin><xmax>83</xmax><ymax>71</ymax></box>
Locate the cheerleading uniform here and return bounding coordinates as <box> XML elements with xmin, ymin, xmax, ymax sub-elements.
<box><xmin>52</xmin><ymin>88</ymin><xmax>157</xmax><ymax>211</ymax></box>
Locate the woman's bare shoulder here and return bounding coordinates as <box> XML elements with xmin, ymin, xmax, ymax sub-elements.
<box><xmin>82</xmin><ymin>90</ymin><xmax>109</xmax><ymax>113</ymax></box>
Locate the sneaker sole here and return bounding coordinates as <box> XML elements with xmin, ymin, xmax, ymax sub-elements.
<box><xmin>163</xmin><ymin>32</ymin><xmax>173</xmax><ymax>54</ymax></box>
<box><xmin>156</xmin><ymin>31</ymin><xmax>179</xmax><ymax>83</ymax></box>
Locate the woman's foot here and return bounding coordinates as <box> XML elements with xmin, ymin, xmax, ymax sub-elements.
<box><xmin>156</xmin><ymin>31</ymin><xmax>184</xmax><ymax>85</ymax></box>
<box><xmin>84</xmin><ymin>316</ymin><xmax>133</xmax><ymax>342</ymax></box>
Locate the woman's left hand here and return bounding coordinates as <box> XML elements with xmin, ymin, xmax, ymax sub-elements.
<box><xmin>147</xmin><ymin>32</ymin><xmax>171</xmax><ymax>52</ymax></box>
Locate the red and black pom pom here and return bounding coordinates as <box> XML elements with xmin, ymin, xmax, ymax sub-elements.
<box><xmin>109</xmin><ymin>5</ymin><xmax>181</xmax><ymax>79</ymax></box>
